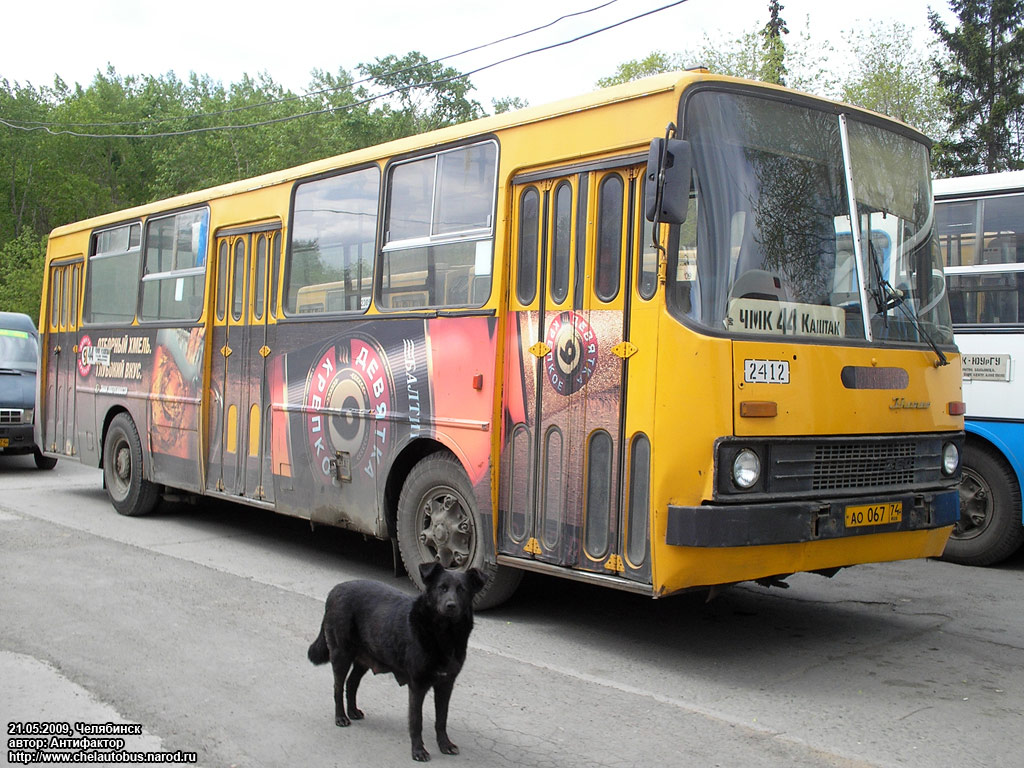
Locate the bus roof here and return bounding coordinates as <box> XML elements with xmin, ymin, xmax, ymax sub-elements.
<box><xmin>47</xmin><ymin>71</ymin><xmax>689</xmax><ymax>239</ymax></box>
<box><xmin>47</xmin><ymin>69</ymin><xmax>931</xmax><ymax>239</ymax></box>
<box><xmin>933</xmin><ymin>170</ymin><xmax>1024</xmax><ymax>199</ymax></box>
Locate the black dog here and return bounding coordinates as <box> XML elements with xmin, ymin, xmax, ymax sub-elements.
<box><xmin>308</xmin><ymin>562</ymin><xmax>486</xmax><ymax>762</ymax></box>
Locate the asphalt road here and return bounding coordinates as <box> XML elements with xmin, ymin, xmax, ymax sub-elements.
<box><xmin>1</xmin><ymin>456</ymin><xmax>1021</xmax><ymax>768</ymax></box>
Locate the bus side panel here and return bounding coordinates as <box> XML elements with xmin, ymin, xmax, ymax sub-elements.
<box><xmin>75</xmin><ymin>373</ymin><xmax>99</xmax><ymax>467</ymax></box>
<box><xmin>79</xmin><ymin>327</ymin><xmax>205</xmax><ymax>492</ymax></box>
<box><xmin>264</xmin><ymin>316</ymin><xmax>496</xmax><ymax>537</ymax></box>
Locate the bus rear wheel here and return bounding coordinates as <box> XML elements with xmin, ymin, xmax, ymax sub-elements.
<box><xmin>396</xmin><ymin>453</ymin><xmax>521</xmax><ymax>610</ymax></box>
<box><xmin>942</xmin><ymin>444</ymin><xmax>1024</xmax><ymax>566</ymax></box>
<box><xmin>103</xmin><ymin>413</ymin><xmax>161</xmax><ymax>517</ymax></box>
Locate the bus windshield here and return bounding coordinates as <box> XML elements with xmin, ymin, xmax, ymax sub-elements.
<box><xmin>667</xmin><ymin>90</ymin><xmax>953</xmax><ymax>347</ymax></box>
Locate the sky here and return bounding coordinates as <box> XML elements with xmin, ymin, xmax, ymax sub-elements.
<box><xmin>2</xmin><ymin>0</ymin><xmax>955</xmax><ymax>109</ymax></box>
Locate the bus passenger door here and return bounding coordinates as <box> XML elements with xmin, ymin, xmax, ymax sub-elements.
<box><xmin>576</xmin><ymin>165</ymin><xmax>650</xmax><ymax>583</ymax></box>
<box><xmin>43</xmin><ymin>259</ymin><xmax>82</xmax><ymax>457</ymax></box>
<box><xmin>209</xmin><ymin>233</ymin><xmax>248</xmax><ymax>495</ymax></box>
<box><xmin>499</xmin><ymin>163</ymin><xmax>650</xmax><ymax>583</ymax></box>
<box><xmin>243</xmin><ymin>227</ymin><xmax>280</xmax><ymax>503</ymax></box>
<box><xmin>208</xmin><ymin>225</ymin><xmax>280</xmax><ymax>502</ymax></box>
<box><xmin>499</xmin><ymin>173</ymin><xmax>589</xmax><ymax>567</ymax></box>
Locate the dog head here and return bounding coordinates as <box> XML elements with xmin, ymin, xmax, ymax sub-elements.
<box><xmin>419</xmin><ymin>562</ymin><xmax>487</xmax><ymax>618</ymax></box>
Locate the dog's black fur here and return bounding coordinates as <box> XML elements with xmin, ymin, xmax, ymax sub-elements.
<box><xmin>308</xmin><ymin>562</ymin><xmax>487</xmax><ymax>762</ymax></box>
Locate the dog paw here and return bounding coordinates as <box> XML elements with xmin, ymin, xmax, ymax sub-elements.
<box><xmin>438</xmin><ymin>740</ymin><xmax>459</xmax><ymax>755</ymax></box>
<box><xmin>335</xmin><ymin>715</ymin><xmax>351</xmax><ymax>727</ymax></box>
<box><xmin>412</xmin><ymin>746</ymin><xmax>431</xmax><ymax>762</ymax></box>
<box><xmin>349</xmin><ymin>708</ymin><xmax>364</xmax><ymax>720</ymax></box>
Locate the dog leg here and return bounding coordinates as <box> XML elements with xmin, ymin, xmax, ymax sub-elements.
<box><xmin>433</xmin><ymin>679</ymin><xmax>459</xmax><ymax>755</ymax></box>
<box><xmin>330</xmin><ymin>654</ymin><xmax>354</xmax><ymax>727</ymax></box>
<box><xmin>345</xmin><ymin>662</ymin><xmax>368</xmax><ymax>720</ymax></box>
<box><xmin>408</xmin><ymin>684</ymin><xmax>431</xmax><ymax>762</ymax></box>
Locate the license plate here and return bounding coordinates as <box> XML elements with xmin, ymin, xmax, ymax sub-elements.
<box><xmin>845</xmin><ymin>501</ymin><xmax>903</xmax><ymax>528</ymax></box>
<box><xmin>0</xmin><ymin>438</ymin><xmax>8</xmax><ymax>448</ymax></box>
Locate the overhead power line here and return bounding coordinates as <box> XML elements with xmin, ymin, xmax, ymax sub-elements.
<box><xmin>0</xmin><ymin>0</ymin><xmax>622</xmax><ymax>130</ymax></box>
<box><xmin>0</xmin><ymin>0</ymin><xmax>688</xmax><ymax>140</ymax></box>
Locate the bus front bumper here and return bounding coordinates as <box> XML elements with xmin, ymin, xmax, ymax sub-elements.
<box><xmin>665</xmin><ymin>489</ymin><xmax>960</xmax><ymax>548</ymax></box>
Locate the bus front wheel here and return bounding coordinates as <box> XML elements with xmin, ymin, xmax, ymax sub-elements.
<box><xmin>396</xmin><ymin>453</ymin><xmax>521</xmax><ymax>610</ymax></box>
<box><xmin>942</xmin><ymin>444</ymin><xmax>1024</xmax><ymax>566</ymax></box>
<box><xmin>103</xmin><ymin>413</ymin><xmax>161</xmax><ymax>517</ymax></box>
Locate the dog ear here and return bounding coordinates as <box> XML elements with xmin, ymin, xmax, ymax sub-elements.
<box><xmin>419</xmin><ymin>560</ymin><xmax>445</xmax><ymax>584</ymax></box>
<box><xmin>466</xmin><ymin>567</ymin><xmax>487</xmax><ymax>594</ymax></box>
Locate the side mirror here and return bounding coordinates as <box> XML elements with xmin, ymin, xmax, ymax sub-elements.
<box><xmin>644</xmin><ymin>138</ymin><xmax>692</xmax><ymax>225</ymax></box>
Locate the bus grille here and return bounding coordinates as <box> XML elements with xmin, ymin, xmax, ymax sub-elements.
<box><xmin>0</xmin><ymin>409</ymin><xmax>24</xmax><ymax>425</ymax></box>
<box><xmin>715</xmin><ymin>433</ymin><xmax>962</xmax><ymax>500</ymax></box>
<box><xmin>812</xmin><ymin>442</ymin><xmax>917</xmax><ymax>490</ymax></box>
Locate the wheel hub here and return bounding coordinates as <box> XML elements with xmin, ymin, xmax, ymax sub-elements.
<box><xmin>419</xmin><ymin>492</ymin><xmax>473</xmax><ymax>568</ymax></box>
<box><xmin>955</xmin><ymin>469</ymin><xmax>990</xmax><ymax>539</ymax></box>
<box><xmin>115</xmin><ymin>444</ymin><xmax>131</xmax><ymax>483</ymax></box>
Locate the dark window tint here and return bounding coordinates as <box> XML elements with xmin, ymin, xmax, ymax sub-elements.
<box><xmin>596</xmin><ymin>175</ymin><xmax>623</xmax><ymax>301</ymax></box>
<box><xmin>551</xmin><ymin>182</ymin><xmax>572</xmax><ymax>302</ymax></box>
<box><xmin>517</xmin><ymin>187</ymin><xmax>540</xmax><ymax>304</ymax></box>
<box><xmin>585</xmin><ymin>430</ymin><xmax>614</xmax><ymax>557</ymax></box>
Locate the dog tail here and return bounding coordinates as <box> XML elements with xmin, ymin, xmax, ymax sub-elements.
<box><xmin>307</xmin><ymin>622</ymin><xmax>329</xmax><ymax>665</ymax></box>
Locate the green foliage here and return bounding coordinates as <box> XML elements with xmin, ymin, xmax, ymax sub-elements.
<box><xmin>595</xmin><ymin>52</ymin><xmax>685</xmax><ymax>88</ymax></box>
<box><xmin>840</xmin><ymin>23</ymin><xmax>948</xmax><ymax>139</ymax></box>
<box><xmin>356</xmin><ymin>52</ymin><xmax>485</xmax><ymax>140</ymax></box>
<box><xmin>0</xmin><ymin>229</ymin><xmax>46</xmax><ymax>324</ymax></box>
<box><xmin>929</xmin><ymin>0</ymin><xmax>1024</xmax><ymax>174</ymax></box>
<box><xmin>760</xmin><ymin>0</ymin><xmax>789</xmax><ymax>86</ymax></box>
<box><xmin>491</xmin><ymin>96</ymin><xmax>529</xmax><ymax>114</ymax></box>
<box><xmin>0</xmin><ymin>54</ymin><xmax>489</xmax><ymax>303</ymax></box>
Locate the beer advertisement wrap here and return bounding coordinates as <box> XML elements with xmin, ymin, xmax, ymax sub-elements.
<box><xmin>77</xmin><ymin>327</ymin><xmax>206</xmax><ymax>489</ymax></box>
<box><xmin>267</xmin><ymin>317</ymin><xmax>497</xmax><ymax>536</ymax></box>
<box><xmin>499</xmin><ymin>308</ymin><xmax>625</xmax><ymax>570</ymax></box>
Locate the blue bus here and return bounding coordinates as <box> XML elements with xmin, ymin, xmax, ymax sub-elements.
<box><xmin>935</xmin><ymin>171</ymin><xmax>1024</xmax><ymax>564</ymax></box>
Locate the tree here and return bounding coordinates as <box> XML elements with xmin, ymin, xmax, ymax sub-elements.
<box><xmin>0</xmin><ymin>229</ymin><xmax>46</xmax><ymax>323</ymax></box>
<box><xmin>595</xmin><ymin>52</ymin><xmax>685</xmax><ymax>89</ymax></box>
<box><xmin>929</xmin><ymin>0</ymin><xmax>1024</xmax><ymax>174</ymax></box>
<box><xmin>594</xmin><ymin>18</ymin><xmax>834</xmax><ymax>96</ymax></box>
<box><xmin>491</xmin><ymin>96</ymin><xmax>529</xmax><ymax>115</ymax></box>
<box><xmin>840</xmin><ymin>23</ymin><xmax>948</xmax><ymax>140</ymax></box>
<box><xmin>357</xmin><ymin>52</ymin><xmax>484</xmax><ymax>140</ymax></box>
<box><xmin>760</xmin><ymin>0</ymin><xmax>790</xmax><ymax>86</ymax></box>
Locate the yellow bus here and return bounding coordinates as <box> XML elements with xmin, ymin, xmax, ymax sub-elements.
<box><xmin>37</xmin><ymin>71</ymin><xmax>965</xmax><ymax>608</ymax></box>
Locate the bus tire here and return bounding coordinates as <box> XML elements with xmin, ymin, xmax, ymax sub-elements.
<box><xmin>103</xmin><ymin>413</ymin><xmax>161</xmax><ymax>517</ymax></box>
<box><xmin>33</xmin><ymin>448</ymin><xmax>57</xmax><ymax>470</ymax></box>
<box><xmin>396</xmin><ymin>453</ymin><xmax>522</xmax><ymax>610</ymax></box>
<box><xmin>942</xmin><ymin>443</ymin><xmax>1024</xmax><ymax>566</ymax></box>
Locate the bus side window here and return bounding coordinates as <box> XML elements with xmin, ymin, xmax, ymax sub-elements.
<box><xmin>140</xmin><ymin>208</ymin><xmax>209</xmax><ymax>322</ymax></box>
<box><xmin>83</xmin><ymin>222</ymin><xmax>143</xmax><ymax>324</ymax></box>
<box><xmin>286</xmin><ymin>166</ymin><xmax>379</xmax><ymax>315</ymax></box>
<box><xmin>381</xmin><ymin>141</ymin><xmax>497</xmax><ymax>310</ymax></box>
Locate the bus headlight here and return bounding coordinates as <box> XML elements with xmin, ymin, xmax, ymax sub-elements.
<box><xmin>941</xmin><ymin>442</ymin><xmax>959</xmax><ymax>476</ymax></box>
<box><xmin>732</xmin><ymin>448</ymin><xmax>761</xmax><ymax>489</ymax></box>
<box><xmin>22</xmin><ymin>409</ymin><xmax>33</xmax><ymax>425</ymax></box>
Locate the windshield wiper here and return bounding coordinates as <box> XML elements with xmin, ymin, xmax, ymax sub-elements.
<box><xmin>890</xmin><ymin>293</ymin><xmax>949</xmax><ymax>367</ymax></box>
<box><xmin>861</xmin><ymin>215</ymin><xmax>947</xmax><ymax>367</ymax></box>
